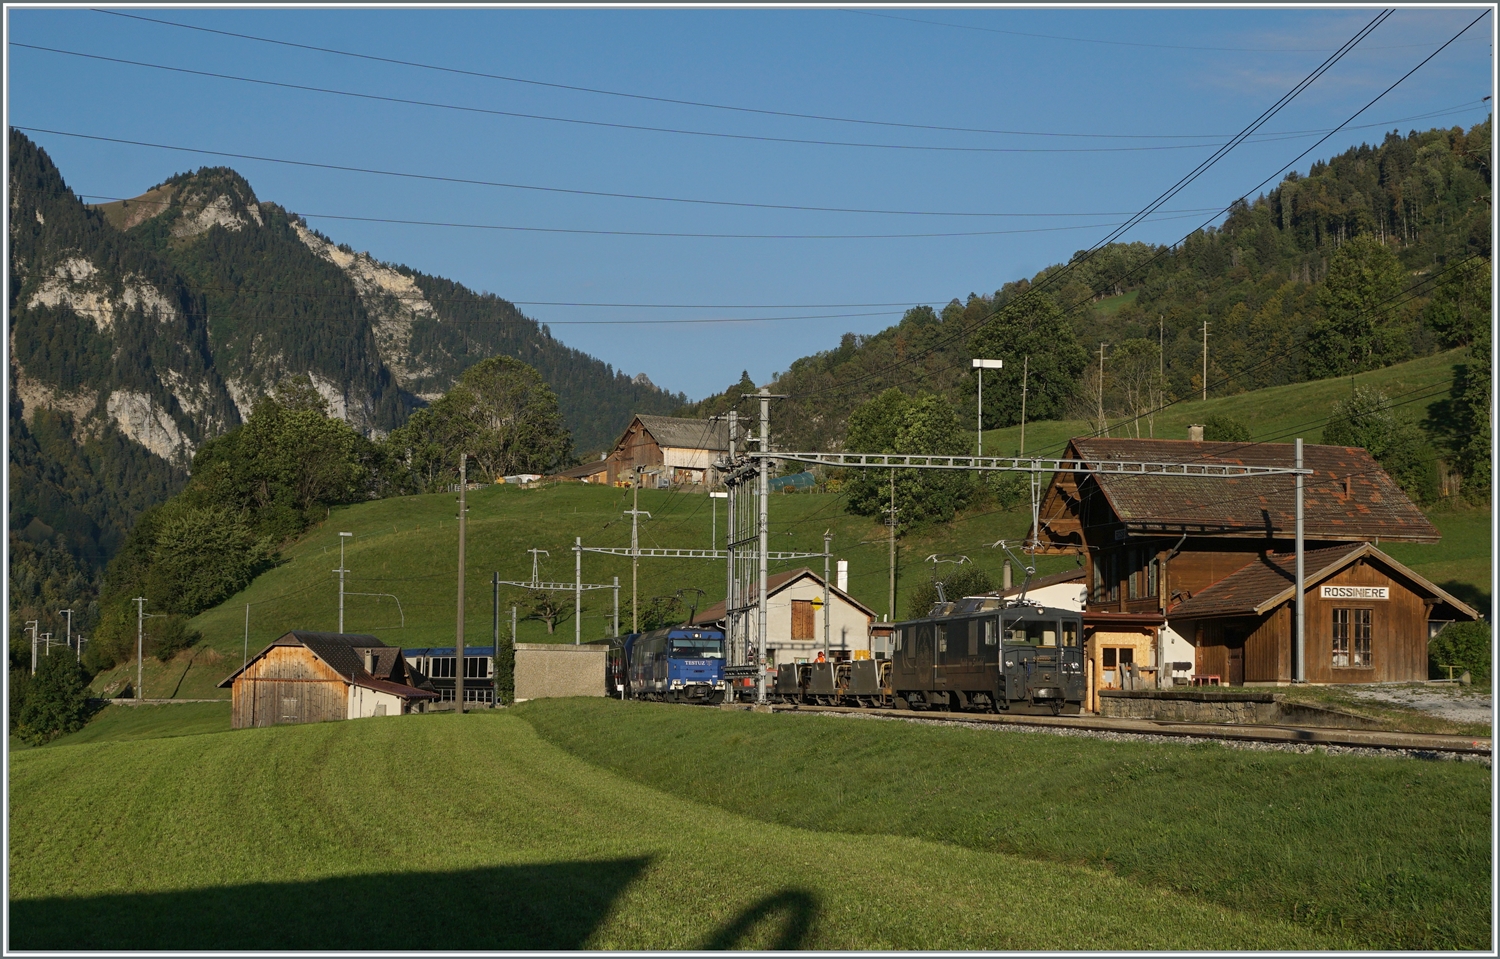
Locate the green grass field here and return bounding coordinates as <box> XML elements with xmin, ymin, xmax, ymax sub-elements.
<box><xmin>9</xmin><ymin>709</ymin><xmax>1362</xmax><ymax>951</ymax></box>
<box><xmin>979</xmin><ymin>347</ymin><xmax>1470</xmax><ymax>457</ymax></box>
<box><xmin>92</xmin><ymin>348</ymin><xmax>1489</xmax><ymax>701</ymax></box>
<box><xmin>518</xmin><ymin>698</ymin><xmax>1491</xmax><ymax>949</ymax></box>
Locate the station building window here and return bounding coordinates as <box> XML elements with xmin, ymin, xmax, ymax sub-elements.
<box><xmin>1332</xmin><ymin>608</ymin><xmax>1372</xmax><ymax>667</ymax></box>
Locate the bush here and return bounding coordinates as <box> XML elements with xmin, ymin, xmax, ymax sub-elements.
<box><xmin>15</xmin><ymin>650</ymin><xmax>92</xmax><ymax>745</ymax></box>
<box><xmin>9</xmin><ymin>668</ymin><xmax>33</xmax><ymax>734</ymax></box>
<box><xmin>906</xmin><ymin>564</ymin><xmax>996</xmax><ymax>619</ymax></box>
<box><xmin>1202</xmin><ymin>414</ymin><xmax>1251</xmax><ymax>442</ymax></box>
<box><xmin>153</xmin><ymin>615</ymin><xmax>203</xmax><ymax>662</ymax></box>
<box><xmin>1429</xmin><ymin>621</ymin><xmax>1490</xmax><ymax>684</ymax></box>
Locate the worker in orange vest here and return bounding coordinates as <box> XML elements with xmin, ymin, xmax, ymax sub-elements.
<box><xmin>815</xmin><ymin>650</ymin><xmax>827</xmax><ymax>664</ymax></box>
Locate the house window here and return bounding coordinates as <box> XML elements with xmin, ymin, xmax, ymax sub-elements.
<box><xmin>1147</xmin><ymin>556</ymin><xmax>1159</xmax><ymax>597</ymax></box>
<box><xmin>1332</xmin><ymin>609</ymin><xmax>1372</xmax><ymax>667</ymax></box>
<box><xmin>1127</xmin><ymin>549</ymin><xmax>1140</xmax><ymax>600</ymax></box>
<box><xmin>1106</xmin><ymin>553</ymin><xmax>1119</xmax><ymax>603</ymax></box>
<box><xmin>1091</xmin><ymin>556</ymin><xmax>1104</xmax><ymax>604</ymax></box>
<box><xmin>791</xmin><ymin>600</ymin><xmax>815</xmax><ymax>640</ymax></box>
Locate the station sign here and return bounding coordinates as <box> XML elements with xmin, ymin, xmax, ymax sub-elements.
<box><xmin>1320</xmin><ymin>585</ymin><xmax>1389</xmax><ymax>600</ymax></box>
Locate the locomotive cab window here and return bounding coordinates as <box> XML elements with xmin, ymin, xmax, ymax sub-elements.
<box><xmin>1061</xmin><ymin>620</ymin><xmax>1080</xmax><ymax>648</ymax></box>
<box><xmin>983</xmin><ymin>619</ymin><xmax>998</xmax><ymax>646</ymax></box>
<box><xmin>1004</xmin><ymin>620</ymin><xmax>1059</xmax><ymax>646</ymax></box>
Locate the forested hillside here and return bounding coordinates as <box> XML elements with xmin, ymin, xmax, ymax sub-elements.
<box><xmin>7</xmin><ymin>130</ymin><xmax>685</xmax><ymax>656</ymax></box>
<box><xmin>684</xmin><ymin>121</ymin><xmax>1492</xmax><ymax>473</ymax></box>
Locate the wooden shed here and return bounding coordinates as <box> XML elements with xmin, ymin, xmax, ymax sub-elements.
<box><xmin>218</xmin><ymin>631</ymin><xmax>438</xmax><ymax>729</ymax></box>
<box><xmin>1030</xmin><ymin>438</ymin><xmax>1469</xmax><ymax>685</ymax></box>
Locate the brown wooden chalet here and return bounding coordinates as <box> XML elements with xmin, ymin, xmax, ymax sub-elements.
<box><xmin>604</xmin><ymin>414</ymin><xmax>739</xmax><ymax>487</ymax></box>
<box><xmin>1032</xmin><ymin>438</ymin><xmax>1475</xmax><ymax>688</ymax></box>
<box><xmin>219</xmin><ymin>631</ymin><xmax>438</xmax><ymax>729</ymax></box>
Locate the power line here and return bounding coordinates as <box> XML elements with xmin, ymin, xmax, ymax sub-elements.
<box><xmin>782</xmin><ymin>10</ymin><xmax>1485</xmax><ymax>407</ymax></box>
<box><xmin>847</xmin><ymin>8</ymin><xmax>1488</xmax><ymax>54</ymax></box>
<box><xmin>18</xmin><ymin>43</ymin><xmax>1483</xmax><ymax>155</ymax></box>
<box><xmin>5</xmin><ymin>43</ymin><xmax>1276</xmax><ymax>156</ymax></box>
<box><xmin>780</xmin><ymin>10</ymin><xmax>1398</xmax><ymax>403</ymax></box>
<box><xmin>15</xmin><ymin>126</ymin><xmax>1251</xmax><ymax>219</ymax></box>
<box><xmin>94</xmin><ymin>8</ymin><xmax>1473</xmax><ymax>142</ymax></box>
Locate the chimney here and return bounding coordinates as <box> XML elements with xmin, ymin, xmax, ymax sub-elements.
<box><xmin>1188</xmin><ymin>425</ymin><xmax>1204</xmax><ymax>442</ymax></box>
<box><xmin>362</xmin><ymin>649</ymin><xmax>374</xmax><ymax>674</ymax></box>
<box><xmin>1003</xmin><ymin>561</ymin><xmax>1013</xmax><ymax>590</ymax></box>
<box><xmin>836</xmin><ymin>560</ymin><xmax>848</xmax><ymax>592</ymax></box>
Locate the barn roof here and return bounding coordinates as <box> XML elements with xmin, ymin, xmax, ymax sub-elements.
<box><xmin>1169</xmin><ymin>542</ymin><xmax>1479</xmax><ymax>620</ymax></box>
<box><xmin>217</xmin><ymin>631</ymin><xmax>437</xmax><ymax>698</ymax></box>
<box><xmin>633</xmin><ymin>415</ymin><xmax>733</xmax><ymax>452</ymax></box>
<box><xmin>689</xmin><ymin>568</ymin><xmax>876</xmax><ymax>626</ymax></box>
<box><xmin>1062</xmin><ymin>438</ymin><xmax>1440</xmax><ymax>543</ymax></box>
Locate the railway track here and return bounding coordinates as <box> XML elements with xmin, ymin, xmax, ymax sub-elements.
<box><xmin>763</xmin><ymin>703</ymin><xmax>1492</xmax><ymax>756</ymax></box>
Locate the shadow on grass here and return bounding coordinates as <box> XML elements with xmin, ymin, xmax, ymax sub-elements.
<box><xmin>1438</xmin><ymin>579</ymin><xmax>1491</xmax><ymax>619</ymax></box>
<box><xmin>703</xmin><ymin>889</ymin><xmax>819</xmax><ymax>950</ymax></box>
<box><xmin>10</xmin><ymin>858</ymin><xmax>649</xmax><ymax>951</ymax></box>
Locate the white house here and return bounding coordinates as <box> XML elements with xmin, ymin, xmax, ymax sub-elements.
<box><xmin>690</xmin><ymin>568</ymin><xmax>879</xmax><ymax>665</ymax></box>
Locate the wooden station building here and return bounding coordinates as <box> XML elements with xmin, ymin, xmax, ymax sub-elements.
<box><xmin>1031</xmin><ymin>438</ymin><xmax>1477</xmax><ymax>688</ymax></box>
<box><xmin>219</xmin><ymin>631</ymin><xmax>438</xmax><ymax>729</ymax></box>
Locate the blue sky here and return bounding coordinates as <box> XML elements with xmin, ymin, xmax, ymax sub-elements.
<box><xmin>7</xmin><ymin>6</ymin><xmax>1493</xmax><ymax>400</ymax></box>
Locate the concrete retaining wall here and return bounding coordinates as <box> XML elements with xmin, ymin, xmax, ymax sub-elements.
<box><xmin>1099</xmin><ymin>689</ymin><xmax>1382</xmax><ymax>728</ymax></box>
<box><xmin>514</xmin><ymin>643</ymin><xmax>605</xmax><ymax>702</ymax></box>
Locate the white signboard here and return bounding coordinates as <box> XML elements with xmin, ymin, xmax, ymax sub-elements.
<box><xmin>1320</xmin><ymin>585</ymin><xmax>1389</xmax><ymax>601</ymax></box>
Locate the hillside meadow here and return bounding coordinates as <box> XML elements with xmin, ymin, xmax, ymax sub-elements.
<box><xmin>8</xmin><ymin>708</ymin><xmax>1370</xmax><ymax>951</ymax></box>
<box><xmin>88</xmin><ymin>348</ymin><xmax>1490</xmax><ymax>701</ymax></box>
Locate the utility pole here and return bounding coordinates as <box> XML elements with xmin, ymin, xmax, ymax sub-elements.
<box><xmin>612</xmin><ymin>576</ymin><xmax>620</xmax><ymax>637</ymax></box>
<box><xmin>1019</xmin><ymin>355</ymin><xmax>1029</xmax><ymax>458</ymax></box>
<box><xmin>243</xmin><ymin>603</ymin><xmax>250</xmax><ymax>677</ymax></box>
<box><xmin>1295</xmin><ymin>438</ymin><xmax>1306</xmax><ymax>683</ymax></box>
<box><xmin>493</xmin><ymin>571</ymin><xmax>500</xmax><ymax>705</ymax></box>
<box><xmin>456</xmin><ymin>453</ymin><xmax>467</xmax><ymax>712</ymax></box>
<box><xmin>626</xmin><ymin>473</ymin><xmax>652</xmax><ymax>633</ymax></box>
<box><xmin>134</xmin><ymin>597</ymin><xmax>146</xmax><ymax>701</ymax></box>
<box><xmin>26</xmin><ymin>620</ymin><xmax>38</xmax><ymax>674</ymax></box>
<box><xmin>335</xmin><ymin>531</ymin><xmax>352</xmax><ymax>633</ymax></box>
<box><xmin>1202</xmin><ymin>320</ymin><xmax>1209</xmax><ymax>401</ymax></box>
<box><xmin>724</xmin><ymin>410</ymin><xmax>737</xmax><ymax>665</ymax></box>
<box><xmin>756</xmin><ymin>389</ymin><xmax>771</xmax><ymax>704</ymax></box>
<box><xmin>574</xmin><ymin>537</ymin><xmax>583</xmax><ymax>645</ymax></box>
<box><xmin>823</xmin><ymin>530</ymin><xmax>832</xmax><ymax>659</ymax></box>
<box><xmin>887</xmin><ymin>469</ymin><xmax>898</xmax><ymax>623</ymax></box>
<box><xmin>1097</xmin><ymin>342</ymin><xmax>1108</xmax><ymax>436</ymax></box>
<box><xmin>60</xmin><ymin>609</ymin><xmax>72</xmax><ymax>655</ymax></box>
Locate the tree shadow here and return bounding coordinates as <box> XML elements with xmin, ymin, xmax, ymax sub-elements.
<box><xmin>10</xmin><ymin>858</ymin><xmax>650</xmax><ymax>951</ymax></box>
<box><xmin>1438</xmin><ymin>579</ymin><xmax>1491</xmax><ymax>619</ymax></box>
<box><xmin>702</xmin><ymin>889</ymin><xmax>820</xmax><ymax>950</ymax></box>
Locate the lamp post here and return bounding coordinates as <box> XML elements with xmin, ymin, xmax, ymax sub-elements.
<box><xmin>971</xmin><ymin>358</ymin><xmax>1003</xmax><ymax>456</ymax></box>
<box><xmin>60</xmin><ymin>609</ymin><xmax>72</xmax><ymax>655</ymax></box>
<box><xmin>336</xmin><ymin>532</ymin><xmax>353</xmax><ymax>633</ymax></box>
<box><xmin>710</xmin><ymin>490</ymin><xmax>728</xmax><ymax>550</ymax></box>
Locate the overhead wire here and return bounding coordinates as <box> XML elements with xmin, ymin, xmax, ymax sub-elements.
<box><xmin>95</xmin><ymin>8</ymin><xmax>1472</xmax><ymax>142</ymax></box>
<box><xmin>778</xmin><ymin>9</ymin><xmax>1485</xmax><ymax>405</ymax></box>
<box><xmin>16</xmin><ymin>43</ymin><xmax>1486</xmax><ymax>155</ymax></box>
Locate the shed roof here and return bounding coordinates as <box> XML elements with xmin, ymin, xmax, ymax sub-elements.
<box><xmin>689</xmin><ymin>568</ymin><xmax>876</xmax><ymax>626</ymax></box>
<box><xmin>217</xmin><ymin>631</ymin><xmax>436</xmax><ymax>698</ymax></box>
<box><xmin>1062</xmin><ymin>438</ymin><xmax>1439</xmax><ymax>543</ymax></box>
<box><xmin>982</xmin><ymin>567</ymin><xmax>1085</xmax><ymax>600</ymax></box>
<box><xmin>633</xmin><ymin>414</ymin><xmax>733</xmax><ymax>452</ymax></box>
<box><xmin>1169</xmin><ymin>542</ymin><xmax>1479</xmax><ymax>620</ymax></box>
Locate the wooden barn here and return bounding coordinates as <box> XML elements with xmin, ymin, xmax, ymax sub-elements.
<box><xmin>604</xmin><ymin>414</ymin><xmax>739</xmax><ymax>487</ymax></box>
<box><xmin>219</xmin><ymin>631</ymin><xmax>438</xmax><ymax>729</ymax></box>
<box><xmin>1031</xmin><ymin>438</ymin><xmax>1477</xmax><ymax>686</ymax></box>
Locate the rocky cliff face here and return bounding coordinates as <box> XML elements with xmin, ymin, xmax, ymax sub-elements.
<box><xmin>9</xmin><ymin>129</ymin><xmax>687</xmax><ymax>581</ymax></box>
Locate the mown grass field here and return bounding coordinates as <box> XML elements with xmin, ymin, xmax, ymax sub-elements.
<box><xmin>8</xmin><ymin>709</ymin><xmax>1364</xmax><ymax>951</ymax></box>
<box><xmin>91</xmin><ymin>348</ymin><xmax>1489</xmax><ymax>701</ymax></box>
<box><xmin>520</xmin><ymin>698</ymin><xmax>1492</xmax><ymax>950</ymax></box>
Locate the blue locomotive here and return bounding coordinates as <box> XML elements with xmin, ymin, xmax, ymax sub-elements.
<box><xmin>595</xmin><ymin>627</ymin><xmax>727</xmax><ymax>704</ymax></box>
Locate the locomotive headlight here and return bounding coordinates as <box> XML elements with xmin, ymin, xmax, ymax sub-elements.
<box><xmin>1004</xmin><ymin>660</ymin><xmax>1014</xmax><ymax>668</ymax></box>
